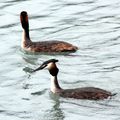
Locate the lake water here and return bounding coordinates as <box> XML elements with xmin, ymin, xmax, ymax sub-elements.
<box><xmin>0</xmin><ymin>0</ymin><xmax>120</xmax><ymax>120</ymax></box>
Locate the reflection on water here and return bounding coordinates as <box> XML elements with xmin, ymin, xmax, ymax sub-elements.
<box><xmin>0</xmin><ymin>0</ymin><xmax>120</xmax><ymax>120</ymax></box>
<box><xmin>43</xmin><ymin>93</ymin><xmax>65</xmax><ymax>120</ymax></box>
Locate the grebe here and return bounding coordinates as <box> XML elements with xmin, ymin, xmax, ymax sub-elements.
<box><xmin>33</xmin><ymin>59</ymin><xmax>115</xmax><ymax>100</ymax></box>
<box><xmin>20</xmin><ymin>11</ymin><xmax>78</xmax><ymax>53</ymax></box>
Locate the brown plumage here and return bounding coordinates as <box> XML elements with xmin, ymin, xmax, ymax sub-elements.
<box><xmin>33</xmin><ymin>59</ymin><xmax>116</xmax><ymax>100</ymax></box>
<box><xmin>58</xmin><ymin>87</ymin><xmax>112</xmax><ymax>100</ymax></box>
<box><xmin>20</xmin><ymin>11</ymin><xmax>78</xmax><ymax>53</ymax></box>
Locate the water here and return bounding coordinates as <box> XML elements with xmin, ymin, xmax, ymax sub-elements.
<box><xmin>0</xmin><ymin>0</ymin><xmax>120</xmax><ymax>120</ymax></box>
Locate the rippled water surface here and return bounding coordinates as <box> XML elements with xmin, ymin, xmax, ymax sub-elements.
<box><xmin>0</xmin><ymin>0</ymin><xmax>120</xmax><ymax>120</ymax></box>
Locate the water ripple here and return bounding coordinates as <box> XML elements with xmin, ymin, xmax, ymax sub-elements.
<box><xmin>0</xmin><ymin>0</ymin><xmax>120</xmax><ymax>120</ymax></box>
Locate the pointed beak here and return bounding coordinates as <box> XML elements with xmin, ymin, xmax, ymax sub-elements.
<box><xmin>32</xmin><ymin>64</ymin><xmax>47</xmax><ymax>72</ymax></box>
<box><xmin>32</xmin><ymin>59</ymin><xmax>59</xmax><ymax>73</ymax></box>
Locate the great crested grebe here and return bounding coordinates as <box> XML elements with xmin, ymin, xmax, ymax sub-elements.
<box><xmin>33</xmin><ymin>59</ymin><xmax>115</xmax><ymax>100</ymax></box>
<box><xmin>20</xmin><ymin>11</ymin><xmax>78</xmax><ymax>53</ymax></box>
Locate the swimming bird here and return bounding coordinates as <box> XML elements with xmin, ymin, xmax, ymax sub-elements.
<box><xmin>20</xmin><ymin>11</ymin><xmax>78</xmax><ymax>53</ymax></box>
<box><xmin>33</xmin><ymin>59</ymin><xmax>115</xmax><ymax>100</ymax></box>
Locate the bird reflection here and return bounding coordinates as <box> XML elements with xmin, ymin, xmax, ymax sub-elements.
<box><xmin>44</xmin><ymin>92</ymin><xmax>65</xmax><ymax>120</ymax></box>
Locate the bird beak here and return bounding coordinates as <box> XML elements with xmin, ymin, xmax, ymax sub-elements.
<box><xmin>32</xmin><ymin>59</ymin><xmax>58</xmax><ymax>73</ymax></box>
<box><xmin>32</xmin><ymin>64</ymin><xmax>47</xmax><ymax>72</ymax></box>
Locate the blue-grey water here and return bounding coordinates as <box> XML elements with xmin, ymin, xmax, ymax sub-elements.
<box><xmin>0</xmin><ymin>0</ymin><xmax>120</xmax><ymax>120</ymax></box>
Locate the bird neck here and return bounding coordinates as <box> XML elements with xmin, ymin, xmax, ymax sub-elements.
<box><xmin>50</xmin><ymin>75</ymin><xmax>62</xmax><ymax>93</ymax></box>
<box><xmin>21</xmin><ymin>29</ymin><xmax>31</xmax><ymax>48</ymax></box>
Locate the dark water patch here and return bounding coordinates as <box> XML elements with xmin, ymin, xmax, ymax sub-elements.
<box><xmin>80</xmin><ymin>19</ymin><xmax>99</xmax><ymax>24</ymax></box>
<box><xmin>4</xmin><ymin>110</ymin><xmax>32</xmax><ymax>119</ymax></box>
<box><xmin>112</xmin><ymin>26</ymin><xmax>120</xmax><ymax>31</ymax></box>
<box><xmin>73</xmin><ymin>5</ymin><xmax>111</xmax><ymax>17</ymax></box>
<box><xmin>95</xmin><ymin>5</ymin><xmax>111</xmax><ymax>10</ymax></box>
<box><xmin>79</xmin><ymin>16</ymin><xmax>116</xmax><ymax>26</ymax></box>
<box><xmin>62</xmin><ymin>79</ymin><xmax>87</xmax><ymax>85</ymax></box>
<box><xmin>97</xmin><ymin>29</ymin><xmax>119</xmax><ymax>34</ymax></box>
<box><xmin>88</xmin><ymin>5</ymin><xmax>111</xmax><ymax>13</ymax></box>
<box><xmin>0</xmin><ymin>3</ymin><xmax>13</xmax><ymax>9</ymax></box>
<box><xmin>61</xmin><ymin>0</ymin><xmax>96</xmax><ymax>6</ymax></box>
<box><xmin>48</xmin><ymin>25</ymin><xmax>73</xmax><ymax>34</ymax></box>
<box><xmin>22</xmin><ymin>98</ymin><xmax>30</xmax><ymax>101</ymax></box>
<box><xmin>109</xmin><ymin>35</ymin><xmax>120</xmax><ymax>42</ymax></box>
<box><xmin>62</xmin><ymin>18</ymin><xmax>78</xmax><ymax>24</ymax></box>
<box><xmin>63</xmin><ymin>2</ymin><xmax>82</xmax><ymax>6</ymax></box>
<box><xmin>4</xmin><ymin>0</ymin><xmax>28</xmax><ymax>3</ymax></box>
<box><xmin>0</xmin><ymin>110</ymin><xmax>6</xmax><ymax>113</ymax></box>
<box><xmin>22</xmin><ymin>57</ymin><xmax>39</xmax><ymax>65</ymax></box>
<box><xmin>23</xmin><ymin>67</ymin><xmax>34</xmax><ymax>73</ymax></box>
<box><xmin>87</xmin><ymin>61</ymin><xmax>102</xmax><ymax>65</ymax></box>
<box><xmin>62</xmin><ymin>100</ymin><xmax>106</xmax><ymax>109</ymax></box>
<box><xmin>31</xmin><ymin>89</ymin><xmax>47</xmax><ymax>95</ymax></box>
<box><xmin>103</xmin><ymin>65</ymin><xmax>120</xmax><ymax>71</ymax></box>
<box><xmin>0</xmin><ymin>23</ymin><xmax>18</xmax><ymax>29</ymax></box>
<box><xmin>85</xmin><ymin>69</ymin><xmax>114</xmax><ymax>74</ymax></box>
<box><xmin>22</xmin><ymin>83</ymin><xmax>31</xmax><ymax>89</ymax></box>
<box><xmin>30</xmin><ymin>26</ymin><xmax>55</xmax><ymax>31</ymax></box>
<box><xmin>50</xmin><ymin>5</ymin><xmax>63</xmax><ymax>11</ymax></box>
<box><xmin>97</xmin><ymin>101</ymin><xmax>118</xmax><ymax>108</ymax></box>
<box><xmin>30</xmin><ymin>15</ymin><xmax>50</xmax><ymax>19</ymax></box>
<box><xmin>96</xmin><ymin>15</ymin><xmax>115</xmax><ymax>21</ymax></box>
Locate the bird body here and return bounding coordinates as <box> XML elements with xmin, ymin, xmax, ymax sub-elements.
<box><xmin>20</xmin><ymin>11</ymin><xmax>78</xmax><ymax>53</ymax></box>
<box><xmin>33</xmin><ymin>59</ymin><xmax>115</xmax><ymax>100</ymax></box>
